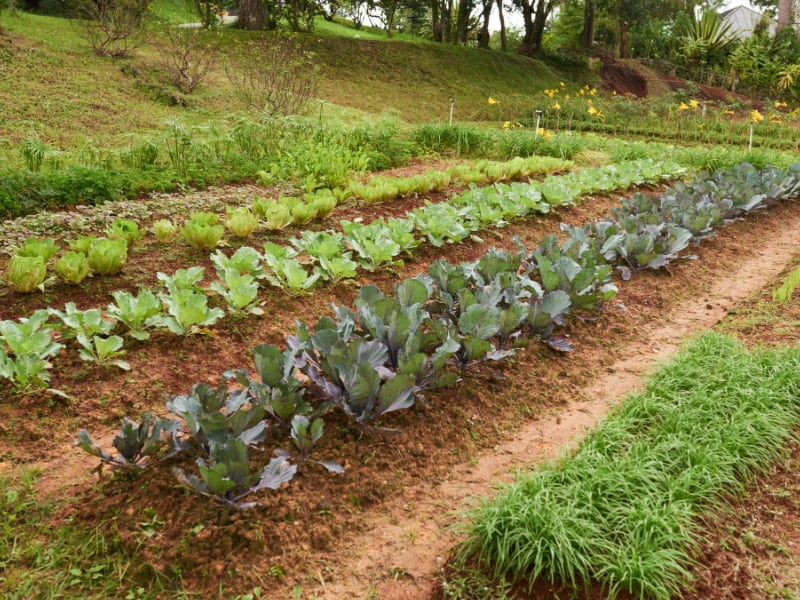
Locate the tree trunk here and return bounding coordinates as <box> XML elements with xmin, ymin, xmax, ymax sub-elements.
<box><xmin>477</xmin><ymin>0</ymin><xmax>493</xmax><ymax>48</ymax></box>
<box><xmin>527</xmin><ymin>0</ymin><xmax>553</xmax><ymax>52</ymax></box>
<box><xmin>582</xmin><ymin>0</ymin><xmax>595</xmax><ymax>50</ymax></box>
<box><xmin>777</xmin><ymin>0</ymin><xmax>792</xmax><ymax>29</ymax></box>
<box><xmin>496</xmin><ymin>0</ymin><xmax>506</xmax><ymax>50</ymax></box>
<box><xmin>619</xmin><ymin>19</ymin><xmax>629</xmax><ymax>58</ymax></box>
<box><xmin>455</xmin><ymin>0</ymin><xmax>474</xmax><ymax>44</ymax></box>
<box><xmin>238</xmin><ymin>0</ymin><xmax>271</xmax><ymax>29</ymax></box>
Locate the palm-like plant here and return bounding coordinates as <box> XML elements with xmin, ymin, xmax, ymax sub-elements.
<box><xmin>680</xmin><ymin>10</ymin><xmax>737</xmax><ymax>67</ymax></box>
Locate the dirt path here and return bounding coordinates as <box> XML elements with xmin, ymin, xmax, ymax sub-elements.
<box><xmin>307</xmin><ymin>216</ymin><xmax>800</xmax><ymax>599</ymax></box>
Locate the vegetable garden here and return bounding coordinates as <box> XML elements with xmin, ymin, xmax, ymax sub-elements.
<box><xmin>2</xmin><ymin>113</ymin><xmax>800</xmax><ymax>599</ymax></box>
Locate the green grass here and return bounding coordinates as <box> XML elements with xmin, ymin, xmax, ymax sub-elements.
<box><xmin>149</xmin><ymin>0</ymin><xmax>198</xmax><ymax>24</ymax></box>
<box><xmin>0</xmin><ymin>470</ymin><xmax>174</xmax><ymax>599</ymax></box>
<box><xmin>456</xmin><ymin>332</ymin><xmax>800</xmax><ymax>599</ymax></box>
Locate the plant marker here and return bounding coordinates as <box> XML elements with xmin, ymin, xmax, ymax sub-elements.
<box><xmin>534</xmin><ymin>109</ymin><xmax>543</xmax><ymax>139</ymax></box>
<box><xmin>449</xmin><ymin>96</ymin><xmax>455</xmax><ymax>126</ymax></box>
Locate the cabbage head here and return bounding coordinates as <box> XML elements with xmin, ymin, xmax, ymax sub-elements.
<box><xmin>55</xmin><ymin>251</ymin><xmax>90</xmax><ymax>284</ymax></box>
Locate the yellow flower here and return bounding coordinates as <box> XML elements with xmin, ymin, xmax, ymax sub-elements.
<box><xmin>790</xmin><ymin>108</ymin><xmax>800</xmax><ymax>117</ymax></box>
<box><xmin>578</xmin><ymin>89</ymin><xmax>585</xmax><ymax>96</ymax></box>
<box><xmin>502</xmin><ymin>120</ymin><xmax>511</xmax><ymax>129</ymax></box>
<box><xmin>544</xmin><ymin>131</ymin><xmax>552</xmax><ymax>140</ymax></box>
<box><xmin>587</xmin><ymin>106</ymin><xmax>598</xmax><ymax>115</ymax></box>
<box><xmin>488</xmin><ymin>97</ymin><xmax>500</xmax><ymax>105</ymax></box>
<box><xmin>689</xmin><ymin>99</ymin><xmax>699</xmax><ymax>109</ymax></box>
<box><xmin>553</xmin><ymin>102</ymin><xmax>561</xmax><ymax>111</ymax></box>
<box><xmin>515</xmin><ymin>121</ymin><xmax>525</xmax><ymax>128</ymax></box>
<box><xmin>589</xmin><ymin>88</ymin><xmax>597</xmax><ymax>96</ymax></box>
<box><xmin>565</xmin><ymin>94</ymin><xmax>570</xmax><ymax>99</ymax></box>
<box><xmin>537</xmin><ymin>127</ymin><xmax>545</xmax><ymax>135</ymax></box>
<box><xmin>724</xmin><ymin>110</ymin><xmax>735</xmax><ymax>115</ymax></box>
<box><xmin>774</xmin><ymin>100</ymin><xmax>788</xmax><ymax>108</ymax></box>
<box><xmin>559</xmin><ymin>81</ymin><xmax>565</xmax><ymax>87</ymax></box>
<box><xmin>677</xmin><ymin>102</ymin><xmax>689</xmax><ymax>111</ymax></box>
<box><xmin>770</xmin><ymin>114</ymin><xmax>782</xmax><ymax>124</ymax></box>
<box><xmin>611</xmin><ymin>89</ymin><xmax>617</xmax><ymax>96</ymax></box>
<box><xmin>750</xmin><ymin>109</ymin><xmax>764</xmax><ymax>124</ymax></box>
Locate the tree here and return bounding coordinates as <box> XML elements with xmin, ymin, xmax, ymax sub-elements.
<box><xmin>513</xmin><ymin>0</ymin><xmax>557</xmax><ymax>54</ymax></box>
<box><xmin>237</xmin><ymin>0</ymin><xmax>280</xmax><ymax>30</ymax></box>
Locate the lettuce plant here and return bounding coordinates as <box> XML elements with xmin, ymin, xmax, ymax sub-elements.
<box><xmin>210</xmin><ymin>247</ymin><xmax>263</xmax><ymax>279</ymax></box>
<box><xmin>181</xmin><ymin>213</ymin><xmax>224</xmax><ymax>250</ymax></box>
<box><xmin>262</xmin><ymin>243</ymin><xmax>321</xmax><ymax>294</ymax></box>
<box><xmin>6</xmin><ymin>255</ymin><xmax>46</xmax><ymax>293</ymax></box>
<box><xmin>225</xmin><ymin>206</ymin><xmax>258</xmax><ymax>239</ymax></box>
<box><xmin>157</xmin><ymin>266</ymin><xmax>205</xmax><ymax>293</ymax></box>
<box><xmin>55</xmin><ymin>251</ymin><xmax>90</xmax><ymax>285</ymax></box>
<box><xmin>152</xmin><ymin>219</ymin><xmax>178</xmax><ymax>243</ymax></box>
<box><xmin>107</xmin><ymin>218</ymin><xmax>144</xmax><ymax>246</ymax></box>
<box><xmin>68</xmin><ymin>235</ymin><xmax>96</xmax><ymax>255</ymax></box>
<box><xmin>88</xmin><ymin>238</ymin><xmax>128</xmax><ymax>275</ymax></box>
<box><xmin>16</xmin><ymin>237</ymin><xmax>58</xmax><ymax>262</ymax></box>
<box><xmin>342</xmin><ymin>220</ymin><xmax>403</xmax><ymax>272</ymax></box>
<box><xmin>78</xmin><ymin>335</ymin><xmax>130</xmax><ymax>370</ymax></box>
<box><xmin>253</xmin><ymin>199</ymin><xmax>293</xmax><ymax>231</ymax></box>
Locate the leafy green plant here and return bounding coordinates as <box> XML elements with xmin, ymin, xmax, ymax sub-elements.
<box><xmin>210</xmin><ymin>268</ymin><xmax>263</xmax><ymax>315</ymax></box>
<box><xmin>69</xmin><ymin>235</ymin><xmax>97</xmax><ymax>255</ymax></box>
<box><xmin>15</xmin><ymin>237</ymin><xmax>59</xmax><ymax>262</ymax></box>
<box><xmin>6</xmin><ymin>255</ymin><xmax>47</xmax><ymax>293</ymax></box>
<box><xmin>412</xmin><ymin>202</ymin><xmax>475</xmax><ymax>247</ymax></box>
<box><xmin>87</xmin><ymin>238</ymin><xmax>128</xmax><ymax>275</ymax></box>
<box><xmin>158</xmin><ymin>266</ymin><xmax>205</xmax><ymax>293</ymax></box>
<box><xmin>0</xmin><ymin>310</ymin><xmax>64</xmax><ymax>392</ymax></box>
<box><xmin>225</xmin><ymin>344</ymin><xmax>311</xmax><ymax>428</ymax></box>
<box><xmin>211</xmin><ymin>247</ymin><xmax>264</xmax><ymax>279</ymax></box>
<box><xmin>152</xmin><ymin>219</ymin><xmax>178</xmax><ymax>243</ymax></box>
<box><xmin>176</xmin><ymin>444</ymin><xmax>296</xmax><ymax>510</ymax></box>
<box><xmin>151</xmin><ymin>288</ymin><xmax>224</xmax><ymax>335</ymax></box>
<box><xmin>342</xmin><ymin>220</ymin><xmax>403</xmax><ymax>272</ymax></box>
<box><xmin>225</xmin><ymin>206</ymin><xmax>259</xmax><ymax>239</ymax></box>
<box><xmin>181</xmin><ymin>213</ymin><xmax>225</xmax><ymax>250</ymax></box>
<box><xmin>262</xmin><ymin>243</ymin><xmax>321</xmax><ymax>294</ymax></box>
<box><xmin>107</xmin><ymin>290</ymin><xmax>163</xmax><ymax>341</ymax></box>
<box><xmin>55</xmin><ymin>251</ymin><xmax>90</xmax><ymax>285</ymax></box>
<box><xmin>107</xmin><ymin>218</ymin><xmax>144</xmax><ymax>246</ymax></box>
<box><xmin>79</xmin><ymin>335</ymin><xmax>130</xmax><ymax>370</ymax></box>
<box><xmin>76</xmin><ymin>412</ymin><xmax>184</xmax><ymax>468</ymax></box>
<box><xmin>253</xmin><ymin>198</ymin><xmax>293</xmax><ymax>231</ymax></box>
<box><xmin>274</xmin><ymin>415</ymin><xmax>344</xmax><ymax>473</ymax></box>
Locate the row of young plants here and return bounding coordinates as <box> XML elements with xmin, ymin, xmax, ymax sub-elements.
<box><xmin>0</xmin><ymin>116</ymin><xmax>411</xmax><ymax>220</ymax></box>
<box><xmin>71</xmin><ymin>160</ymin><xmax>800</xmax><ymax>509</ymax></box>
<box><xmin>1</xmin><ymin>155</ymin><xmax>572</xmax><ymax>292</ymax></box>
<box><xmin>0</xmin><ymin>159</ymin><xmax>684</xmax><ymax>394</ymax></box>
<box><xmin>454</xmin><ymin>333</ymin><xmax>800</xmax><ymax>600</ymax></box>
<box><xmin>0</xmin><ymin>159</ymin><xmax>779</xmax><ymax>391</ymax></box>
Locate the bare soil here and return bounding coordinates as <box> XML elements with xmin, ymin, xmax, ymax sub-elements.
<box><xmin>1</xmin><ymin>172</ymin><xmax>799</xmax><ymax>599</ymax></box>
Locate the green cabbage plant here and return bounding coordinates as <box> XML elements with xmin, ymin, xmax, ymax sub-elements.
<box><xmin>181</xmin><ymin>213</ymin><xmax>225</xmax><ymax>250</ymax></box>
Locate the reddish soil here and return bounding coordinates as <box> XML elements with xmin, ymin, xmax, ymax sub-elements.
<box><xmin>2</xmin><ymin>168</ymin><xmax>800</xmax><ymax>599</ymax></box>
<box><xmin>601</xmin><ymin>57</ymin><xmax>763</xmax><ymax>108</ymax></box>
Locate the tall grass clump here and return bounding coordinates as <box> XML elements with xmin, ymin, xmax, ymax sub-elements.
<box><xmin>457</xmin><ymin>332</ymin><xmax>800</xmax><ymax>599</ymax></box>
<box><xmin>411</xmin><ymin>123</ymin><xmax>496</xmax><ymax>157</ymax></box>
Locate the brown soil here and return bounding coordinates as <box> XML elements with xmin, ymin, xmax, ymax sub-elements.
<box><xmin>600</xmin><ymin>57</ymin><xmax>762</xmax><ymax>108</ymax></box>
<box><xmin>2</xmin><ymin>173</ymin><xmax>800</xmax><ymax>598</ymax></box>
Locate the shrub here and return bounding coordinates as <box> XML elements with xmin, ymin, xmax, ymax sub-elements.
<box><xmin>225</xmin><ymin>36</ymin><xmax>319</xmax><ymax>117</ymax></box>
<box><xmin>74</xmin><ymin>0</ymin><xmax>153</xmax><ymax>57</ymax></box>
<box><xmin>159</xmin><ymin>27</ymin><xmax>219</xmax><ymax>94</ymax></box>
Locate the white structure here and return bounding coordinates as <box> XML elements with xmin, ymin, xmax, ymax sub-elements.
<box><xmin>719</xmin><ymin>5</ymin><xmax>776</xmax><ymax>39</ymax></box>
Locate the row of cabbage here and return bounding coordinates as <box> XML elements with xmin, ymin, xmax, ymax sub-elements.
<box><xmin>71</xmin><ymin>161</ymin><xmax>800</xmax><ymax>509</ymax></box>
<box><xmin>0</xmin><ymin>160</ymin><xmax>683</xmax><ymax>394</ymax></box>
<box><xmin>2</xmin><ymin>155</ymin><xmax>573</xmax><ymax>292</ymax></box>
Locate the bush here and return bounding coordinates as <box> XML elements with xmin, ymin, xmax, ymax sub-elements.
<box><xmin>225</xmin><ymin>36</ymin><xmax>319</xmax><ymax>117</ymax></box>
<box><xmin>159</xmin><ymin>27</ymin><xmax>219</xmax><ymax>94</ymax></box>
<box><xmin>74</xmin><ymin>0</ymin><xmax>153</xmax><ymax>57</ymax></box>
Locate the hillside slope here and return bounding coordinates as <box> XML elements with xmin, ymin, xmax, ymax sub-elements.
<box><xmin>0</xmin><ymin>11</ymin><xmax>593</xmax><ymax>151</ymax></box>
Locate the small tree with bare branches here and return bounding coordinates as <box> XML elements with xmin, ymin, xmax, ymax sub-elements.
<box><xmin>75</xmin><ymin>0</ymin><xmax>153</xmax><ymax>57</ymax></box>
<box><xmin>159</xmin><ymin>27</ymin><xmax>219</xmax><ymax>94</ymax></box>
<box><xmin>225</xmin><ymin>37</ymin><xmax>319</xmax><ymax>117</ymax></box>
